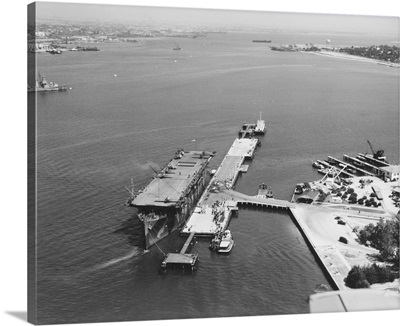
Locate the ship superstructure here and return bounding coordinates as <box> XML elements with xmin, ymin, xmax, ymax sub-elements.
<box><xmin>28</xmin><ymin>74</ymin><xmax>67</xmax><ymax>92</ymax></box>
<box><xmin>254</xmin><ymin>112</ymin><xmax>266</xmax><ymax>134</ymax></box>
<box><xmin>131</xmin><ymin>150</ymin><xmax>214</xmax><ymax>248</ymax></box>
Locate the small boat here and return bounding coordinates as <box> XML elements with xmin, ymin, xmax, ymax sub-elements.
<box><xmin>312</xmin><ymin>161</ymin><xmax>324</xmax><ymax>169</ymax></box>
<box><xmin>353</xmin><ymin>160</ymin><xmax>364</xmax><ymax>168</ymax></box>
<box><xmin>265</xmin><ymin>189</ymin><xmax>273</xmax><ymax>198</ymax></box>
<box><xmin>173</xmin><ymin>43</ymin><xmax>181</xmax><ymax>50</ymax></box>
<box><xmin>209</xmin><ymin>229</ymin><xmax>234</xmax><ymax>253</ymax></box>
<box><xmin>257</xmin><ymin>183</ymin><xmax>274</xmax><ymax>198</ymax></box>
<box><xmin>47</xmin><ymin>48</ymin><xmax>62</xmax><ymax>54</ymax></box>
<box><xmin>325</xmin><ymin>157</ymin><xmax>337</xmax><ymax>165</ymax></box>
<box><xmin>217</xmin><ymin>230</ymin><xmax>234</xmax><ymax>253</ymax></box>
<box><xmin>294</xmin><ymin>184</ymin><xmax>304</xmax><ymax>195</ymax></box>
<box><xmin>218</xmin><ymin>238</ymin><xmax>234</xmax><ymax>253</ymax></box>
<box><xmin>346</xmin><ymin>168</ymin><xmax>358</xmax><ymax>175</ymax></box>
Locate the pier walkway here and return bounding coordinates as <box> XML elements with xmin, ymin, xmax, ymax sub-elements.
<box><xmin>181</xmin><ymin>137</ymin><xmax>260</xmax><ymax>236</ymax></box>
<box><xmin>224</xmin><ymin>189</ymin><xmax>295</xmax><ymax>210</ymax></box>
<box><xmin>181</xmin><ymin>136</ymin><xmax>297</xmax><ymax>237</ymax></box>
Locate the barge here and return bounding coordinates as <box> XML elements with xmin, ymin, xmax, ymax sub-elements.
<box><xmin>130</xmin><ymin>150</ymin><xmax>214</xmax><ymax>248</ymax></box>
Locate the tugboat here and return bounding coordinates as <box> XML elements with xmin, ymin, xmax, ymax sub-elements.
<box><xmin>254</xmin><ymin>112</ymin><xmax>266</xmax><ymax>134</ymax></box>
<box><xmin>28</xmin><ymin>74</ymin><xmax>68</xmax><ymax>93</ymax></box>
<box><xmin>312</xmin><ymin>161</ymin><xmax>325</xmax><ymax>169</ymax></box>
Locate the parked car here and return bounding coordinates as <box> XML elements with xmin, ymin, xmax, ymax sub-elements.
<box><xmin>337</xmin><ymin>220</ymin><xmax>346</xmax><ymax>225</ymax></box>
<box><xmin>339</xmin><ymin>236</ymin><xmax>348</xmax><ymax>244</ymax></box>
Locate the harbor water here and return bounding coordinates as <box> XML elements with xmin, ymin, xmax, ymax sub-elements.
<box><xmin>32</xmin><ymin>29</ymin><xmax>399</xmax><ymax>324</ymax></box>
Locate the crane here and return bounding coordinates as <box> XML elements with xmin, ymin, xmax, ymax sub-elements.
<box><xmin>367</xmin><ymin>140</ymin><xmax>385</xmax><ymax>160</ymax></box>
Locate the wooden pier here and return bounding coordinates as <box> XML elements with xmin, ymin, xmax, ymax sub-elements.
<box><xmin>341</xmin><ymin>155</ymin><xmax>378</xmax><ymax>177</ymax></box>
<box><xmin>238</xmin><ymin>123</ymin><xmax>256</xmax><ymax>138</ymax></box>
<box><xmin>316</xmin><ymin>154</ymin><xmax>389</xmax><ymax>180</ymax></box>
<box><xmin>181</xmin><ymin>137</ymin><xmax>260</xmax><ymax>236</ymax></box>
<box><xmin>320</xmin><ymin>156</ymin><xmax>375</xmax><ymax>178</ymax></box>
<box><xmin>357</xmin><ymin>153</ymin><xmax>389</xmax><ymax>168</ymax></box>
<box><xmin>224</xmin><ymin>189</ymin><xmax>294</xmax><ymax>210</ymax></box>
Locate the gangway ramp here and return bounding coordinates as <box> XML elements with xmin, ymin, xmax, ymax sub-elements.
<box><xmin>180</xmin><ymin>232</ymin><xmax>196</xmax><ymax>254</ymax></box>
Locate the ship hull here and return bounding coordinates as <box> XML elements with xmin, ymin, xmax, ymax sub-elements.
<box><xmin>29</xmin><ymin>87</ymin><xmax>67</xmax><ymax>92</ymax></box>
<box><xmin>142</xmin><ymin>170</ymin><xmax>211</xmax><ymax>248</ymax></box>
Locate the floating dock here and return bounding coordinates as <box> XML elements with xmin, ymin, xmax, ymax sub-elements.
<box><xmin>161</xmin><ymin>232</ymin><xmax>198</xmax><ymax>270</ymax></box>
<box><xmin>161</xmin><ymin>252</ymin><xmax>198</xmax><ymax>270</ymax></box>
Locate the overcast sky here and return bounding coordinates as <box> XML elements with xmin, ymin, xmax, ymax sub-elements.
<box><xmin>34</xmin><ymin>1</ymin><xmax>398</xmax><ymax>37</ymax></box>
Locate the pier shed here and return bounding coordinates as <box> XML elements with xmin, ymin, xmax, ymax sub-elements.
<box><xmin>379</xmin><ymin>165</ymin><xmax>400</xmax><ymax>181</ymax></box>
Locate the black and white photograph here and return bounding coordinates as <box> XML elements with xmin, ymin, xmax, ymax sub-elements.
<box><xmin>2</xmin><ymin>1</ymin><xmax>400</xmax><ymax>326</ymax></box>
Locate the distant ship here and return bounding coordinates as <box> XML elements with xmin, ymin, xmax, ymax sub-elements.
<box><xmin>76</xmin><ymin>46</ymin><xmax>100</xmax><ymax>51</ymax></box>
<box><xmin>173</xmin><ymin>43</ymin><xmax>182</xmax><ymax>50</ymax></box>
<box><xmin>47</xmin><ymin>48</ymin><xmax>62</xmax><ymax>54</ymax></box>
<box><xmin>28</xmin><ymin>74</ymin><xmax>67</xmax><ymax>93</ymax></box>
<box><xmin>252</xmin><ymin>40</ymin><xmax>272</xmax><ymax>43</ymax></box>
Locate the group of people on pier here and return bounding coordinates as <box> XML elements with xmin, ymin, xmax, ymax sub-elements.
<box><xmin>211</xmin><ymin>200</ymin><xmax>226</xmax><ymax>224</ymax></box>
<box><xmin>209</xmin><ymin>229</ymin><xmax>232</xmax><ymax>251</ymax></box>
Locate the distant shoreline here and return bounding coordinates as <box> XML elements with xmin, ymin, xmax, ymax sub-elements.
<box><xmin>305</xmin><ymin>50</ymin><xmax>400</xmax><ymax>68</ymax></box>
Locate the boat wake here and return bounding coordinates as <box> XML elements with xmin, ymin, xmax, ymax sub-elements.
<box><xmin>40</xmin><ymin>248</ymin><xmax>143</xmax><ymax>284</ymax></box>
<box><xmin>89</xmin><ymin>247</ymin><xmax>142</xmax><ymax>272</ymax></box>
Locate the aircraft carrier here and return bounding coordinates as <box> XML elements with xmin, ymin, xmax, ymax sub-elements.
<box><xmin>130</xmin><ymin>149</ymin><xmax>214</xmax><ymax>248</ymax></box>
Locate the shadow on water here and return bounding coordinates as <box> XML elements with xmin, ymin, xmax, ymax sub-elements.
<box><xmin>238</xmin><ymin>205</ymin><xmax>290</xmax><ymax>216</ymax></box>
<box><xmin>159</xmin><ymin>266</ymin><xmax>198</xmax><ymax>277</ymax></box>
<box><xmin>114</xmin><ymin>212</ymin><xmax>145</xmax><ymax>248</ymax></box>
